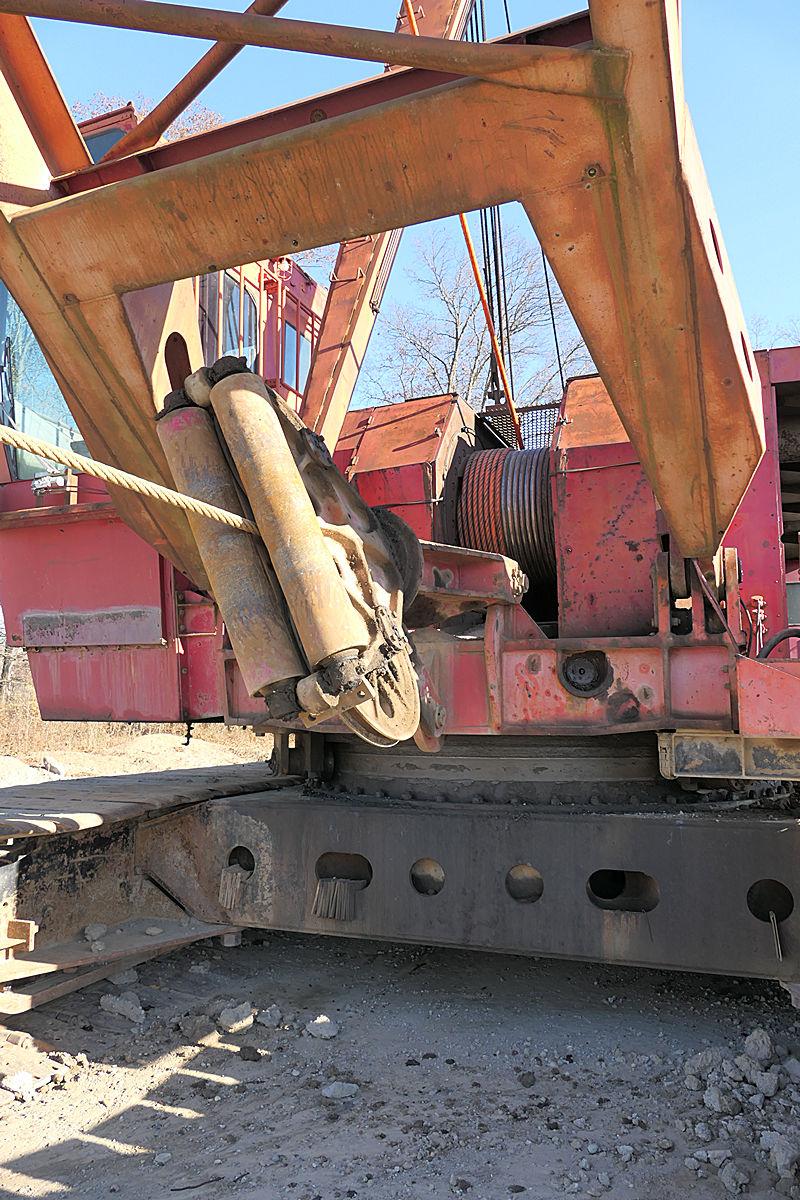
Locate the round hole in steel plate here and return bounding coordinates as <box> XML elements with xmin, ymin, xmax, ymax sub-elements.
<box><xmin>587</xmin><ymin>869</ymin><xmax>659</xmax><ymax>913</ymax></box>
<box><xmin>410</xmin><ymin>857</ymin><xmax>445</xmax><ymax>896</ymax></box>
<box><xmin>505</xmin><ymin>864</ymin><xmax>544</xmax><ymax>903</ymax></box>
<box><xmin>227</xmin><ymin>845</ymin><xmax>256</xmax><ymax>878</ymax></box>
<box><xmin>747</xmin><ymin>878</ymin><xmax>794</xmax><ymax>923</ymax></box>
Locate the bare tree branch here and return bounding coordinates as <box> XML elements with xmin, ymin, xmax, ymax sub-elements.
<box><xmin>361</xmin><ymin>224</ymin><xmax>593</xmax><ymax>412</ymax></box>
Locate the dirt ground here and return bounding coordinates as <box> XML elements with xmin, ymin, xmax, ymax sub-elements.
<box><xmin>0</xmin><ymin>729</ymin><xmax>264</xmax><ymax>786</ymax></box>
<box><xmin>1</xmin><ymin>932</ymin><xmax>799</xmax><ymax>1200</ymax></box>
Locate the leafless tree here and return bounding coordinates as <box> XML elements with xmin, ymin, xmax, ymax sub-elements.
<box><xmin>749</xmin><ymin>314</ymin><xmax>800</xmax><ymax>350</ymax></box>
<box><xmin>71</xmin><ymin>91</ymin><xmax>222</xmax><ymax>141</ymax></box>
<box><xmin>360</xmin><ymin>224</ymin><xmax>593</xmax><ymax>410</ymax></box>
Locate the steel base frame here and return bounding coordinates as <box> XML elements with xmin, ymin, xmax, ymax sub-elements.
<box><xmin>137</xmin><ymin>787</ymin><xmax>800</xmax><ymax>983</ymax></box>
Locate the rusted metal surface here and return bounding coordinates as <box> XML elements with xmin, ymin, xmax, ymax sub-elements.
<box><xmin>302</xmin><ymin>231</ymin><xmax>404</xmax><ymax>450</ymax></box>
<box><xmin>737</xmin><ymin>657</ymin><xmax>800</xmax><ymax>738</ymax></box>
<box><xmin>50</xmin><ymin>20</ymin><xmax>593</xmax><ymax>197</ymax></box>
<box><xmin>553</xmin><ymin>376</ymin><xmax>661</xmax><ymax>637</ymax></box>
<box><xmin>659</xmin><ymin>731</ymin><xmax>800</xmax><ymax>783</ymax></box>
<box><xmin>22</xmin><ymin>605</ymin><xmax>163</xmax><ymax>648</ymax></box>
<box><xmin>406</xmin><ymin>541</ymin><xmax>526</xmax><ymax>625</ymax></box>
<box><xmin>0</xmin><ymin>196</ymin><xmax>210</xmax><ymax>586</ymax></box>
<box><xmin>409</xmin><ymin>550</ymin><xmax>737</xmax><ymax>736</ymax></box>
<box><xmin>0</xmin><ymin>508</ymin><xmax>163</xmax><ymax>651</ymax></box>
<box><xmin>0</xmin><ymin>0</ymin><xmax>556</xmax><ymax>77</ymax></box>
<box><xmin>101</xmin><ymin>0</ymin><xmax>289</xmax><ymax>162</ymax></box>
<box><xmin>334</xmin><ymin>394</ymin><xmax>474</xmax><ymax>543</ymax></box>
<box><xmin>523</xmin><ymin>0</ymin><xmax>764</xmax><ymax>558</ymax></box>
<box><xmin>7</xmin><ymin>56</ymin><xmax>622</xmax><ymax>290</ymax></box>
<box><xmin>0</xmin><ymin>14</ymin><xmax>89</xmax><ymax>177</ymax></box>
<box><xmin>137</xmin><ymin>787</ymin><xmax>800</xmax><ymax>981</ymax></box>
<box><xmin>156</xmin><ymin>401</ymin><xmax>306</xmax><ymax>696</ymax></box>
<box><xmin>723</xmin><ymin>349</ymin><xmax>792</xmax><ymax>643</ymax></box>
<box><xmin>0</xmin><ymin>6</ymin><xmax>788</xmax><ymax>761</ymax></box>
<box><xmin>301</xmin><ymin>0</ymin><xmax>473</xmax><ymax>450</ymax></box>
<box><xmin>0</xmin><ymin>4</ymin><xmax>760</xmax><ymax>556</ymax></box>
<box><xmin>210</xmin><ymin>370</ymin><xmax>370</xmax><ymax>666</ymax></box>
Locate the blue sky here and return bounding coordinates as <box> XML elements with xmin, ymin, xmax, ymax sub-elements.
<box><xmin>33</xmin><ymin>1</ymin><xmax>800</xmax><ymax>334</ymax></box>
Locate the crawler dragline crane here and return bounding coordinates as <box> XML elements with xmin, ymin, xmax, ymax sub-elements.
<box><xmin>0</xmin><ymin>1</ymin><xmax>799</xmax><ymax>1010</ymax></box>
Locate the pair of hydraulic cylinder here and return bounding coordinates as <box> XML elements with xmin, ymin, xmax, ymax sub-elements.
<box><xmin>156</xmin><ymin>367</ymin><xmax>368</xmax><ymax>702</ymax></box>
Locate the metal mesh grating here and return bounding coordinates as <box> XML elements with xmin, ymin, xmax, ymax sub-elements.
<box><xmin>481</xmin><ymin>401</ymin><xmax>561</xmax><ymax>449</ymax></box>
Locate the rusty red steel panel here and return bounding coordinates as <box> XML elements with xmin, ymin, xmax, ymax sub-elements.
<box><xmin>500</xmin><ymin>645</ymin><xmax>666</xmax><ymax>732</ymax></box>
<box><xmin>0</xmin><ymin>473</ymin><xmax>781</xmax><ymax>740</ymax></box>
<box><xmin>178</xmin><ymin>590</ymin><xmax>226</xmax><ymax>721</ymax></box>
<box><xmin>28</xmin><ymin>645</ymin><xmax>182</xmax><ymax>722</ymax></box>
<box><xmin>0</xmin><ymin>509</ymin><xmax>163</xmax><ymax>648</ymax></box>
<box><xmin>669</xmin><ymin>646</ymin><xmax>733</xmax><ymax>723</ymax></box>
<box><xmin>22</xmin><ymin>606</ymin><xmax>162</xmax><ymax>648</ymax></box>
<box><xmin>349</xmin><ymin>466</ymin><xmax>435</xmax><ymax>543</ymax></box>
<box><xmin>553</xmin><ymin>376</ymin><xmax>661</xmax><ymax>639</ymax></box>
<box><xmin>411</xmin><ymin>624</ymin><xmax>738</xmax><ymax>738</ymax></box>
<box><xmin>768</xmin><ymin>344</ymin><xmax>800</xmax><ymax>387</ymax></box>
<box><xmin>334</xmin><ymin>395</ymin><xmax>472</xmax><ymax>542</ymax></box>
<box><xmin>736</xmin><ymin>658</ymin><xmax>800</xmax><ymax>739</ymax></box>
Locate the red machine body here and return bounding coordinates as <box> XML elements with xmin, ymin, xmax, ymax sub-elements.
<box><xmin>3</xmin><ymin>346</ymin><xmax>799</xmax><ymax>742</ymax></box>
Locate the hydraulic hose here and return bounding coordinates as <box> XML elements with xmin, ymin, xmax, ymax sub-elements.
<box><xmin>756</xmin><ymin>627</ymin><xmax>800</xmax><ymax>660</ymax></box>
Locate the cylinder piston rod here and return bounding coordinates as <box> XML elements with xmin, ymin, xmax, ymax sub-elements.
<box><xmin>156</xmin><ymin>402</ymin><xmax>306</xmax><ymax>697</ymax></box>
<box><xmin>209</xmin><ymin>368</ymin><xmax>370</xmax><ymax>669</ymax></box>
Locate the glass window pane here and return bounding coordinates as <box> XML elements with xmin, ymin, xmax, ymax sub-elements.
<box><xmin>242</xmin><ymin>289</ymin><xmax>258</xmax><ymax>372</ymax></box>
<box><xmin>0</xmin><ymin>282</ymin><xmax>77</xmax><ymax>479</ymax></box>
<box><xmin>222</xmin><ymin>275</ymin><xmax>239</xmax><ymax>356</ymax></box>
<box><xmin>283</xmin><ymin>320</ymin><xmax>298</xmax><ymax>390</ymax></box>
<box><xmin>198</xmin><ymin>273</ymin><xmax>219</xmax><ymax>365</ymax></box>
<box><xmin>298</xmin><ymin>332</ymin><xmax>311</xmax><ymax>393</ymax></box>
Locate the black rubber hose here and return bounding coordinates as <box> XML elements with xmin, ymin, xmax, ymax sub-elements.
<box><xmin>756</xmin><ymin>627</ymin><xmax>800</xmax><ymax>659</ymax></box>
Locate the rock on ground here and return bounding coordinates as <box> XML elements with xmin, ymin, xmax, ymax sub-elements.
<box><xmin>321</xmin><ymin>1081</ymin><xmax>359</xmax><ymax>1099</ymax></box>
<box><xmin>305</xmin><ymin>1014</ymin><xmax>339</xmax><ymax>1040</ymax></box>
<box><xmin>99</xmin><ymin>991</ymin><xmax>145</xmax><ymax>1024</ymax></box>
<box><xmin>216</xmin><ymin>1001</ymin><xmax>255</xmax><ymax>1033</ymax></box>
<box><xmin>744</xmin><ymin>1028</ymin><xmax>774</xmax><ymax>1065</ymax></box>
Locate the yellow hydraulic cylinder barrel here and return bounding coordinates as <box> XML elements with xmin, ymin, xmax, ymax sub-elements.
<box><xmin>156</xmin><ymin>402</ymin><xmax>306</xmax><ymax>696</ymax></box>
<box><xmin>209</xmin><ymin>370</ymin><xmax>370</xmax><ymax>668</ymax></box>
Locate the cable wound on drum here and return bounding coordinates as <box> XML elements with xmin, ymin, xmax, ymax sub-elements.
<box><xmin>457</xmin><ymin>448</ymin><xmax>556</xmax><ymax>594</ymax></box>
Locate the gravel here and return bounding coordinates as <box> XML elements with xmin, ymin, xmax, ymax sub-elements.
<box><xmin>2</xmin><ymin>934</ymin><xmax>799</xmax><ymax>1200</ymax></box>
